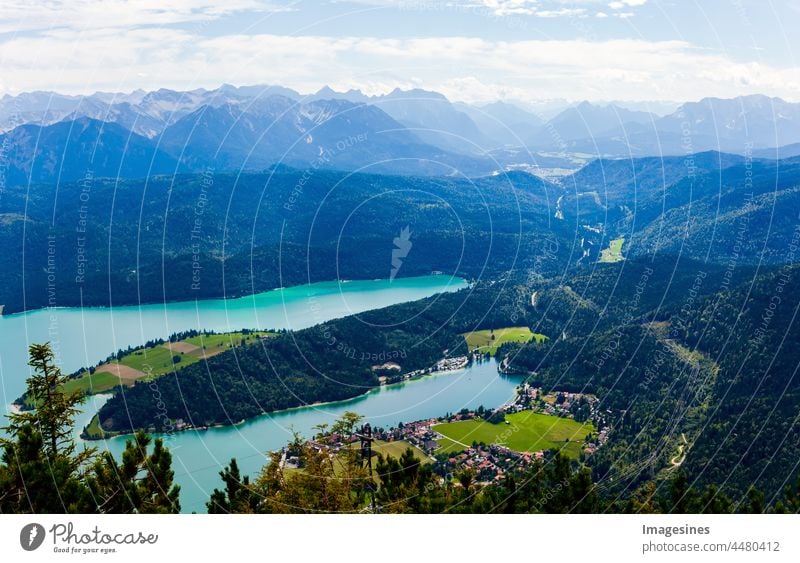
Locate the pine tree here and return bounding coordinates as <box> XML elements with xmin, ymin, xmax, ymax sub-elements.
<box><xmin>88</xmin><ymin>431</ymin><xmax>181</xmax><ymax>514</ymax></box>
<box><xmin>1</xmin><ymin>343</ymin><xmax>94</xmax><ymax>512</ymax></box>
<box><xmin>207</xmin><ymin>458</ymin><xmax>256</xmax><ymax>513</ymax></box>
<box><xmin>0</xmin><ymin>424</ymin><xmax>89</xmax><ymax>512</ymax></box>
<box><xmin>5</xmin><ymin>343</ymin><xmax>94</xmax><ymax>467</ymax></box>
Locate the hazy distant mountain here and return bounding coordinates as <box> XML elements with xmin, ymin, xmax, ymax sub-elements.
<box><xmin>0</xmin><ymin>84</ymin><xmax>304</xmax><ymax>139</ymax></box>
<box><xmin>656</xmin><ymin>94</ymin><xmax>800</xmax><ymax>149</ymax></box>
<box><xmin>7</xmin><ymin>86</ymin><xmax>800</xmax><ymax>182</ymax></box>
<box><xmin>753</xmin><ymin>142</ymin><xmax>800</xmax><ymax>159</ymax></box>
<box><xmin>0</xmin><ymin>91</ymin><xmax>87</xmax><ymax>132</ymax></box>
<box><xmin>299</xmin><ymin>86</ymin><xmax>495</xmax><ymax>154</ymax></box>
<box><xmin>159</xmin><ymin>95</ymin><xmax>493</xmax><ymax>176</ymax></box>
<box><xmin>305</xmin><ymin>86</ymin><xmax>370</xmax><ymax>104</ymax></box>
<box><xmin>364</xmin><ymin>88</ymin><xmax>492</xmax><ymax>155</ymax></box>
<box><xmin>0</xmin><ymin>116</ymin><xmax>178</xmax><ymax>185</ymax></box>
<box><xmin>216</xmin><ymin>83</ymin><xmax>301</xmax><ymax>101</ymax></box>
<box><xmin>0</xmin><ymin>92</ymin><xmax>497</xmax><ymax>184</ymax></box>
<box><xmin>534</xmin><ymin>101</ymin><xmax>657</xmax><ymax>145</ymax></box>
<box><xmin>524</xmin><ymin>95</ymin><xmax>800</xmax><ymax>156</ymax></box>
<box><xmin>606</xmin><ymin>99</ymin><xmax>680</xmax><ymax>116</ymax></box>
<box><xmin>521</xmin><ymin>98</ymin><xmax>573</xmax><ymax>121</ymax></box>
<box><xmin>457</xmin><ymin>101</ymin><xmax>543</xmax><ymax>147</ymax></box>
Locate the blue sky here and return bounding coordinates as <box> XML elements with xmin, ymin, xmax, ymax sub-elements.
<box><xmin>0</xmin><ymin>0</ymin><xmax>798</xmax><ymax>103</ymax></box>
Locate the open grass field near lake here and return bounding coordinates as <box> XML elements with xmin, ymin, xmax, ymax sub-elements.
<box><xmin>462</xmin><ymin>326</ymin><xmax>547</xmax><ymax>355</ymax></box>
<box><xmin>370</xmin><ymin>439</ymin><xmax>431</xmax><ymax>463</ymax></box>
<box><xmin>62</xmin><ymin>370</ymin><xmax>126</xmax><ymax>396</ymax></box>
<box><xmin>119</xmin><ymin>344</ymin><xmax>201</xmax><ymax>376</ymax></box>
<box><xmin>434</xmin><ymin>412</ymin><xmax>594</xmax><ymax>458</ymax></box>
<box><xmin>62</xmin><ymin>331</ymin><xmax>275</xmax><ymax>396</ymax></box>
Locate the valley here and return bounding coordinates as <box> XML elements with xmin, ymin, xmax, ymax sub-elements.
<box><xmin>3</xmin><ymin>84</ymin><xmax>800</xmax><ymax>516</ymax></box>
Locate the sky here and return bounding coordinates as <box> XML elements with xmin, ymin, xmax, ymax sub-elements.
<box><xmin>0</xmin><ymin>0</ymin><xmax>799</xmax><ymax>104</ymax></box>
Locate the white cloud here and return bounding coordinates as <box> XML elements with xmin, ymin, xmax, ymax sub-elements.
<box><xmin>360</xmin><ymin>0</ymin><xmax>631</xmax><ymax>18</ymax></box>
<box><xmin>535</xmin><ymin>8</ymin><xmax>587</xmax><ymax>18</ymax></box>
<box><xmin>1</xmin><ymin>31</ymin><xmax>798</xmax><ymax>103</ymax></box>
<box><xmin>608</xmin><ymin>0</ymin><xmax>645</xmax><ymax>9</ymax></box>
<box><xmin>608</xmin><ymin>0</ymin><xmax>647</xmax><ymax>9</ymax></box>
<box><xmin>0</xmin><ymin>0</ymin><xmax>294</xmax><ymax>34</ymax></box>
<box><xmin>479</xmin><ymin>1</ymin><xmax>538</xmax><ymax>16</ymax></box>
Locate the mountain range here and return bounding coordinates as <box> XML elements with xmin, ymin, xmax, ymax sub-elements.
<box><xmin>4</xmin><ymin>85</ymin><xmax>800</xmax><ymax>185</ymax></box>
<box><xmin>0</xmin><ymin>91</ymin><xmax>496</xmax><ymax>182</ymax></box>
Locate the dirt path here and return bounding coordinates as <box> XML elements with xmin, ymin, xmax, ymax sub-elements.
<box><xmin>670</xmin><ymin>433</ymin><xmax>689</xmax><ymax>467</ymax></box>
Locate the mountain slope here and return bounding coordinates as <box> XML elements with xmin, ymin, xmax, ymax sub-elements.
<box><xmin>0</xmin><ymin>168</ymin><xmax>567</xmax><ymax>314</ymax></box>
<box><xmin>0</xmin><ymin>117</ymin><xmax>178</xmax><ymax>184</ymax></box>
<box><xmin>370</xmin><ymin>88</ymin><xmax>493</xmax><ymax>154</ymax></box>
<box><xmin>658</xmin><ymin>94</ymin><xmax>800</xmax><ymax>149</ymax></box>
<box><xmin>535</xmin><ymin>102</ymin><xmax>656</xmax><ymax>143</ymax></box>
<box><xmin>158</xmin><ymin>96</ymin><xmax>495</xmax><ymax>175</ymax></box>
<box><xmin>457</xmin><ymin>101</ymin><xmax>543</xmax><ymax>147</ymax></box>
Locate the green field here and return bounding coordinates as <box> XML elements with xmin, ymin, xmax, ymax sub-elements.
<box><xmin>434</xmin><ymin>412</ymin><xmax>594</xmax><ymax>458</ymax></box>
<box><xmin>62</xmin><ymin>371</ymin><xmax>127</xmax><ymax>396</ymax></box>
<box><xmin>462</xmin><ymin>326</ymin><xmax>547</xmax><ymax>355</ymax></box>
<box><xmin>600</xmin><ymin>237</ymin><xmax>625</xmax><ymax>263</ymax></box>
<box><xmin>119</xmin><ymin>345</ymin><xmax>201</xmax><ymax>376</ymax></box>
<box><xmin>40</xmin><ymin>331</ymin><xmax>276</xmax><ymax>404</ymax></box>
<box><xmin>23</xmin><ymin>370</ymin><xmax>127</xmax><ymax>407</ymax></box>
<box><xmin>184</xmin><ymin>332</ymin><xmax>269</xmax><ymax>351</ymax></box>
<box><xmin>82</xmin><ymin>414</ymin><xmax>106</xmax><ymax>439</ymax></box>
<box><xmin>370</xmin><ymin>439</ymin><xmax>430</xmax><ymax>463</ymax></box>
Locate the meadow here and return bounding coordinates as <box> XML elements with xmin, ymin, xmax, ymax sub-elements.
<box><xmin>62</xmin><ymin>331</ymin><xmax>274</xmax><ymax>396</ymax></box>
<box><xmin>434</xmin><ymin>412</ymin><xmax>594</xmax><ymax>458</ymax></box>
<box><xmin>599</xmin><ymin>237</ymin><xmax>625</xmax><ymax>263</ymax></box>
<box><xmin>462</xmin><ymin>326</ymin><xmax>547</xmax><ymax>355</ymax></box>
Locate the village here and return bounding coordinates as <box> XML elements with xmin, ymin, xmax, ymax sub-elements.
<box><xmin>373</xmin><ymin>353</ymin><xmax>470</xmax><ymax>385</ymax></box>
<box><xmin>280</xmin><ymin>379</ymin><xmax>611</xmax><ymax>487</ymax></box>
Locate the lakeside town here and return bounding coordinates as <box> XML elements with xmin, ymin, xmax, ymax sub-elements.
<box><xmin>280</xmin><ymin>362</ymin><xmax>612</xmax><ymax>487</ymax></box>
<box><xmin>373</xmin><ymin>353</ymin><xmax>470</xmax><ymax>385</ymax></box>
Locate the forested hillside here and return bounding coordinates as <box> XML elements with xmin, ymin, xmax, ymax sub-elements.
<box><xmin>0</xmin><ymin>168</ymin><xmax>571</xmax><ymax>314</ymax></box>
<box><xmin>94</xmin><ymin>282</ymin><xmax>534</xmax><ymax>434</ymax></box>
<box><xmin>504</xmin><ymin>261</ymin><xmax>800</xmax><ymax>504</ymax></box>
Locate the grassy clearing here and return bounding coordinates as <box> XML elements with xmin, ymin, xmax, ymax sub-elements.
<box><xmin>462</xmin><ymin>326</ymin><xmax>547</xmax><ymax>355</ymax></box>
<box><xmin>184</xmin><ymin>332</ymin><xmax>272</xmax><ymax>357</ymax></box>
<box><xmin>434</xmin><ymin>412</ymin><xmax>594</xmax><ymax>458</ymax></box>
<box><xmin>22</xmin><ymin>370</ymin><xmax>128</xmax><ymax>408</ymax></box>
<box><xmin>600</xmin><ymin>237</ymin><xmax>625</xmax><ymax>263</ymax></box>
<box><xmin>62</xmin><ymin>370</ymin><xmax>126</xmax><ymax>396</ymax></box>
<box><xmin>119</xmin><ymin>345</ymin><xmax>201</xmax><ymax>376</ymax></box>
<box><xmin>82</xmin><ymin>414</ymin><xmax>107</xmax><ymax>440</ymax></box>
<box><xmin>66</xmin><ymin>331</ymin><xmax>276</xmax><ymax>398</ymax></box>
<box><xmin>371</xmin><ymin>440</ymin><xmax>430</xmax><ymax>463</ymax></box>
<box><xmin>344</xmin><ymin>439</ymin><xmax>429</xmax><ymax>465</ymax></box>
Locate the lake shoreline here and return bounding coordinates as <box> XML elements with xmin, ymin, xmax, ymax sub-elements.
<box><xmin>0</xmin><ymin>273</ymin><xmax>465</xmax><ymax>317</ymax></box>
<box><xmin>1</xmin><ymin>273</ymin><xmax>476</xmax><ymax>512</ymax></box>
<box><xmin>81</xmin><ymin>357</ymin><xmax>498</xmax><ymax>442</ymax></box>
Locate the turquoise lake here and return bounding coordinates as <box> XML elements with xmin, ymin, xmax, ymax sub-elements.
<box><xmin>0</xmin><ymin>275</ymin><xmax>522</xmax><ymax>512</ymax></box>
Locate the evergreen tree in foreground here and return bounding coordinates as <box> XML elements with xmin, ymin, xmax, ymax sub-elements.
<box><xmin>0</xmin><ymin>343</ymin><xmax>180</xmax><ymax>513</ymax></box>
